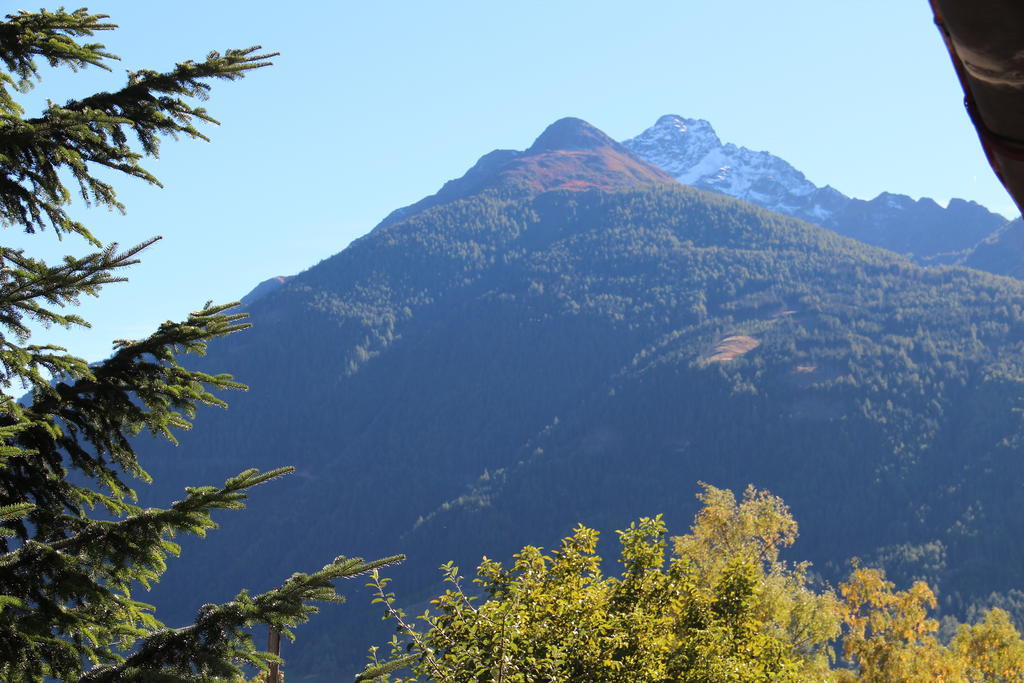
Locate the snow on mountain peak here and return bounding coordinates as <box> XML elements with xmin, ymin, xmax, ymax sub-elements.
<box><xmin>623</xmin><ymin>115</ymin><xmax>848</xmax><ymax>227</ymax></box>
<box><xmin>621</xmin><ymin>115</ymin><xmax>1009</xmax><ymax>259</ymax></box>
<box><xmin>653</xmin><ymin>114</ymin><xmax>719</xmax><ymax>140</ymax></box>
<box><xmin>624</xmin><ymin>114</ymin><xmax>721</xmax><ymax>178</ymax></box>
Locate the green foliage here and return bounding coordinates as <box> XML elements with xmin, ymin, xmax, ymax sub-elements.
<box><xmin>78</xmin><ymin>553</ymin><xmax>403</xmax><ymax>682</ymax></box>
<box><xmin>0</xmin><ymin>8</ymin><xmax>402</xmax><ymax>681</ymax></box>
<box><xmin>362</xmin><ymin>486</ymin><xmax>838</xmax><ymax>682</ymax></box>
<box><xmin>362</xmin><ymin>486</ymin><xmax>1024</xmax><ymax>682</ymax></box>
<box><xmin>0</xmin><ymin>8</ymin><xmax>273</xmax><ymax>245</ymax></box>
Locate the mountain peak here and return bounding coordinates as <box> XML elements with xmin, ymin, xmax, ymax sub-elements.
<box><xmin>624</xmin><ymin>114</ymin><xmax>1009</xmax><ymax>259</ymax></box>
<box><xmin>623</xmin><ymin>115</ymin><xmax>723</xmax><ymax>178</ymax></box>
<box><xmin>625</xmin><ymin>114</ymin><xmax>841</xmax><ymax>223</ymax></box>
<box><xmin>377</xmin><ymin>118</ymin><xmax>675</xmax><ymax>228</ymax></box>
<box><xmin>652</xmin><ymin>114</ymin><xmax>720</xmax><ymax>142</ymax></box>
<box><xmin>526</xmin><ymin>117</ymin><xmax>618</xmax><ymax>153</ymax></box>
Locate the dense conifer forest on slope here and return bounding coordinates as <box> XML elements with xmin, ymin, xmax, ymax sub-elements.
<box><xmin>128</xmin><ymin>177</ymin><xmax>1024</xmax><ymax>677</ymax></box>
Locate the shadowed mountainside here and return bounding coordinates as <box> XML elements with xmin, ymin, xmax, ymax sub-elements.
<box><xmin>135</xmin><ymin>120</ymin><xmax>1024</xmax><ymax>679</ymax></box>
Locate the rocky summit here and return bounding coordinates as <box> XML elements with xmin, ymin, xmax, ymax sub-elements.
<box><xmin>624</xmin><ymin>114</ymin><xmax>1008</xmax><ymax>260</ymax></box>
<box><xmin>379</xmin><ymin>117</ymin><xmax>674</xmax><ymax>228</ymax></box>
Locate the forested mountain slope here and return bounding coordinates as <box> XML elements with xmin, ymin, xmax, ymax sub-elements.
<box><xmin>138</xmin><ymin>119</ymin><xmax>1024</xmax><ymax>679</ymax></box>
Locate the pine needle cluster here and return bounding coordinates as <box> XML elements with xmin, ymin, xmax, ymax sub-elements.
<box><xmin>0</xmin><ymin>8</ymin><xmax>401</xmax><ymax>681</ymax></box>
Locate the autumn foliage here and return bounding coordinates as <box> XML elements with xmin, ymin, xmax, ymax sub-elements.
<box><xmin>361</xmin><ymin>485</ymin><xmax>1024</xmax><ymax>682</ymax></box>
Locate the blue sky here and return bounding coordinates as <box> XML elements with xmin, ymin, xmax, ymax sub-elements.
<box><xmin>10</xmin><ymin>1</ymin><xmax>1016</xmax><ymax>365</ymax></box>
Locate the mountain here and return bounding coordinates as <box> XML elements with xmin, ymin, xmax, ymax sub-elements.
<box><xmin>379</xmin><ymin>117</ymin><xmax>675</xmax><ymax>227</ymax></box>
<box><xmin>138</xmin><ymin>118</ymin><xmax>1024</xmax><ymax>679</ymax></box>
<box><xmin>622</xmin><ymin>115</ymin><xmax>847</xmax><ymax>225</ymax></box>
<box><xmin>623</xmin><ymin>115</ymin><xmax>1009</xmax><ymax>260</ymax></box>
<box><xmin>961</xmin><ymin>218</ymin><xmax>1024</xmax><ymax>278</ymax></box>
<box><xmin>240</xmin><ymin>275</ymin><xmax>291</xmax><ymax>305</ymax></box>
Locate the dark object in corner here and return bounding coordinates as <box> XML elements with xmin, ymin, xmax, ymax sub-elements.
<box><xmin>931</xmin><ymin>0</ymin><xmax>1024</xmax><ymax>217</ymax></box>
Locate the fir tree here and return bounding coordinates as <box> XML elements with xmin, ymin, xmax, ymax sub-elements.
<box><xmin>0</xmin><ymin>8</ymin><xmax>401</xmax><ymax>680</ymax></box>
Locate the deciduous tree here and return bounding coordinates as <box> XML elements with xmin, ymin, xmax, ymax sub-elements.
<box><xmin>362</xmin><ymin>484</ymin><xmax>1024</xmax><ymax>682</ymax></box>
<box><xmin>360</xmin><ymin>485</ymin><xmax>840</xmax><ymax>682</ymax></box>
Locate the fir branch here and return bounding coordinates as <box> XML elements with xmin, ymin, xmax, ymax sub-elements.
<box><xmin>0</xmin><ymin>42</ymin><xmax>276</xmax><ymax>243</ymax></box>
<box><xmin>355</xmin><ymin>653</ymin><xmax>422</xmax><ymax>682</ymax></box>
<box><xmin>0</xmin><ymin>10</ymin><xmax>390</xmax><ymax>680</ymax></box>
<box><xmin>0</xmin><ymin>240</ymin><xmax>156</xmax><ymax>347</ymax></box>
<box><xmin>0</xmin><ymin>468</ymin><xmax>344</xmax><ymax>679</ymax></box>
<box><xmin>0</xmin><ymin>501</ymin><xmax>32</xmax><ymax>538</ymax></box>
<box><xmin>0</xmin><ymin>8</ymin><xmax>117</xmax><ymax>84</ymax></box>
<box><xmin>80</xmin><ymin>553</ymin><xmax>405</xmax><ymax>682</ymax></box>
<box><xmin>0</xmin><ymin>8</ymin><xmax>116</xmax><ymax>126</ymax></box>
<box><xmin>0</xmin><ymin>300</ymin><xmax>252</xmax><ymax>553</ymax></box>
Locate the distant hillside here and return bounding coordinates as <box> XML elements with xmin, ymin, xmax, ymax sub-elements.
<box><xmin>137</xmin><ymin>119</ymin><xmax>1024</xmax><ymax>679</ymax></box>
<box><xmin>240</xmin><ymin>275</ymin><xmax>290</xmax><ymax>305</ymax></box>
<box><xmin>624</xmin><ymin>115</ymin><xmax>1010</xmax><ymax>262</ymax></box>
<box><xmin>961</xmin><ymin>218</ymin><xmax>1024</xmax><ymax>278</ymax></box>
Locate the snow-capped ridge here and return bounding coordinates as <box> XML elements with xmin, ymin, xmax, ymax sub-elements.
<box><xmin>622</xmin><ymin>115</ymin><xmax>1009</xmax><ymax>260</ymax></box>
<box><xmin>624</xmin><ymin>115</ymin><xmax>722</xmax><ymax>179</ymax></box>
<box><xmin>623</xmin><ymin>116</ymin><xmax>831</xmax><ymax>224</ymax></box>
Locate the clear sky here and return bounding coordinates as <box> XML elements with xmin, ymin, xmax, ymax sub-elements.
<box><xmin>10</xmin><ymin>1</ymin><xmax>1017</xmax><ymax>364</ymax></box>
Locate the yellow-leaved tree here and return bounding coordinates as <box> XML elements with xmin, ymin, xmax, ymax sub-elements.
<box><xmin>358</xmin><ymin>483</ymin><xmax>1024</xmax><ymax>682</ymax></box>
